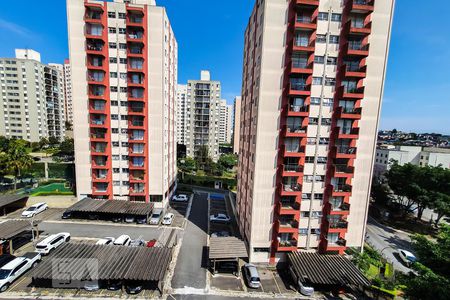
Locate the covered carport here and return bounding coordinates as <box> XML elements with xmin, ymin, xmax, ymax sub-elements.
<box><xmin>0</xmin><ymin>195</ymin><xmax>29</xmax><ymax>216</ymax></box>
<box><xmin>209</xmin><ymin>236</ymin><xmax>248</xmax><ymax>276</ymax></box>
<box><xmin>31</xmin><ymin>243</ymin><xmax>172</xmax><ymax>294</ymax></box>
<box><xmin>0</xmin><ymin>220</ymin><xmax>39</xmax><ymax>255</ymax></box>
<box><xmin>287</xmin><ymin>252</ymin><xmax>370</xmax><ymax>294</ymax></box>
<box><xmin>65</xmin><ymin>198</ymin><xmax>154</xmax><ymax>221</ymax></box>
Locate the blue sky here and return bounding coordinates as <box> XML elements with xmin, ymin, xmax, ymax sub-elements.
<box><xmin>0</xmin><ymin>0</ymin><xmax>448</xmax><ymax>134</ymax></box>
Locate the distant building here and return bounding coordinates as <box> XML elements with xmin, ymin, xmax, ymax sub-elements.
<box><xmin>63</xmin><ymin>59</ymin><xmax>73</xmax><ymax>125</ymax></box>
<box><xmin>219</xmin><ymin>99</ymin><xmax>233</xmax><ymax>144</ymax></box>
<box><xmin>184</xmin><ymin>70</ymin><xmax>222</xmax><ymax>161</ymax></box>
<box><xmin>374</xmin><ymin>145</ymin><xmax>450</xmax><ymax>177</ymax></box>
<box><xmin>0</xmin><ymin>49</ymin><xmax>66</xmax><ymax>142</ymax></box>
<box><xmin>232</xmin><ymin>96</ymin><xmax>241</xmax><ymax>154</ymax></box>
<box><xmin>176</xmin><ymin>84</ymin><xmax>187</xmax><ymax>145</ymax></box>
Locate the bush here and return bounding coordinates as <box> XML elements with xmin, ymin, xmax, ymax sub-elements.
<box><xmin>30</xmin><ymin>191</ymin><xmax>74</xmax><ymax>196</ymax></box>
<box><xmin>179</xmin><ymin>174</ymin><xmax>236</xmax><ymax>190</ymax></box>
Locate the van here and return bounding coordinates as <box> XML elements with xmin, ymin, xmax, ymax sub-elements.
<box><xmin>149</xmin><ymin>209</ymin><xmax>163</xmax><ymax>225</ymax></box>
<box><xmin>35</xmin><ymin>232</ymin><xmax>70</xmax><ymax>255</ymax></box>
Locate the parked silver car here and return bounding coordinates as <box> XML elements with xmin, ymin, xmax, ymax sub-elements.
<box><xmin>243</xmin><ymin>263</ymin><xmax>261</xmax><ymax>289</ymax></box>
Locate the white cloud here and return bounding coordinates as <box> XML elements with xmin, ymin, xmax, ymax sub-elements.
<box><xmin>0</xmin><ymin>18</ymin><xmax>33</xmax><ymax>38</ymax></box>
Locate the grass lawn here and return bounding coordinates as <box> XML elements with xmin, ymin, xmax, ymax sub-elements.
<box><xmin>30</xmin><ymin>183</ymin><xmax>74</xmax><ymax>196</ymax></box>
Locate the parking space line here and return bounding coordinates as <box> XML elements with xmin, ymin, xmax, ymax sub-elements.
<box><xmin>271</xmin><ymin>270</ymin><xmax>282</xmax><ymax>294</ymax></box>
<box><xmin>9</xmin><ymin>274</ymin><xmax>28</xmax><ymax>290</ymax></box>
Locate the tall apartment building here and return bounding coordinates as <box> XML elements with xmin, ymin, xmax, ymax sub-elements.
<box><xmin>237</xmin><ymin>0</ymin><xmax>394</xmax><ymax>263</ymax></box>
<box><xmin>218</xmin><ymin>99</ymin><xmax>233</xmax><ymax>144</ymax></box>
<box><xmin>185</xmin><ymin>70</ymin><xmax>222</xmax><ymax>161</ymax></box>
<box><xmin>63</xmin><ymin>59</ymin><xmax>73</xmax><ymax>125</ymax></box>
<box><xmin>176</xmin><ymin>84</ymin><xmax>187</xmax><ymax>145</ymax></box>
<box><xmin>233</xmin><ymin>96</ymin><xmax>242</xmax><ymax>154</ymax></box>
<box><xmin>67</xmin><ymin>0</ymin><xmax>177</xmax><ymax>205</ymax></box>
<box><xmin>374</xmin><ymin>145</ymin><xmax>450</xmax><ymax>177</ymax></box>
<box><xmin>0</xmin><ymin>49</ymin><xmax>66</xmax><ymax>142</ymax></box>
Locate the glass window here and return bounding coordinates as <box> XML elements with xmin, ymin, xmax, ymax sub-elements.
<box><xmin>310</xmin><ymin>97</ymin><xmax>321</xmax><ymax>105</ymax></box>
<box><xmin>331</xmin><ymin>13</ymin><xmax>342</xmax><ymax>22</ymax></box>
<box><xmin>109</xmin><ymin>42</ymin><xmax>117</xmax><ymax>49</ymax></box>
<box><xmin>118</xmin><ymin>13</ymin><xmax>126</xmax><ymax>19</ymax></box>
<box><xmin>108</xmin><ymin>27</ymin><xmax>116</xmax><ymax>34</ymax></box>
<box><xmin>108</xmin><ymin>12</ymin><xmax>116</xmax><ymax>18</ymax></box>
<box><xmin>327</xmin><ymin>57</ymin><xmax>337</xmax><ymax>65</ymax></box>
<box><xmin>316</xmin><ymin>34</ymin><xmax>326</xmax><ymax>43</ymax></box>
<box><xmin>329</xmin><ymin>35</ymin><xmax>339</xmax><ymax>44</ymax></box>
<box><xmin>318</xmin><ymin>12</ymin><xmax>329</xmax><ymax>21</ymax></box>
<box><xmin>313</xmin><ymin>77</ymin><xmax>322</xmax><ymax>85</ymax></box>
<box><xmin>314</xmin><ymin>56</ymin><xmax>324</xmax><ymax>64</ymax></box>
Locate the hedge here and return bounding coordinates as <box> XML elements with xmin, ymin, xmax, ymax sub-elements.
<box><xmin>30</xmin><ymin>191</ymin><xmax>74</xmax><ymax>197</ymax></box>
<box><xmin>25</xmin><ymin>163</ymin><xmax>75</xmax><ymax>180</ymax></box>
<box><xmin>179</xmin><ymin>174</ymin><xmax>236</xmax><ymax>190</ymax></box>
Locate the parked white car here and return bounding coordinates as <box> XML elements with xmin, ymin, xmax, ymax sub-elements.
<box><xmin>210</xmin><ymin>213</ymin><xmax>231</xmax><ymax>223</ymax></box>
<box><xmin>113</xmin><ymin>235</ymin><xmax>131</xmax><ymax>246</ymax></box>
<box><xmin>162</xmin><ymin>213</ymin><xmax>174</xmax><ymax>225</ymax></box>
<box><xmin>21</xmin><ymin>202</ymin><xmax>48</xmax><ymax>218</ymax></box>
<box><xmin>298</xmin><ymin>280</ymin><xmax>314</xmax><ymax>296</ymax></box>
<box><xmin>149</xmin><ymin>209</ymin><xmax>163</xmax><ymax>225</ymax></box>
<box><xmin>243</xmin><ymin>264</ymin><xmax>261</xmax><ymax>289</ymax></box>
<box><xmin>398</xmin><ymin>249</ymin><xmax>417</xmax><ymax>266</ymax></box>
<box><xmin>172</xmin><ymin>194</ymin><xmax>188</xmax><ymax>202</ymax></box>
<box><xmin>0</xmin><ymin>252</ymin><xmax>41</xmax><ymax>292</ymax></box>
<box><xmin>35</xmin><ymin>232</ymin><xmax>70</xmax><ymax>255</ymax></box>
<box><xmin>96</xmin><ymin>237</ymin><xmax>115</xmax><ymax>245</ymax></box>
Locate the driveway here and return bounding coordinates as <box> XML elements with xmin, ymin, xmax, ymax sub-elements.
<box><xmin>365</xmin><ymin>216</ymin><xmax>413</xmax><ymax>273</ymax></box>
<box><xmin>171</xmin><ymin>192</ymin><xmax>209</xmax><ymax>289</ymax></box>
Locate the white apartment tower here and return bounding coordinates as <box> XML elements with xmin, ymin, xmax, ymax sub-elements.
<box><xmin>176</xmin><ymin>84</ymin><xmax>187</xmax><ymax>145</ymax></box>
<box><xmin>0</xmin><ymin>49</ymin><xmax>66</xmax><ymax>142</ymax></box>
<box><xmin>237</xmin><ymin>0</ymin><xmax>394</xmax><ymax>263</ymax></box>
<box><xmin>63</xmin><ymin>59</ymin><xmax>73</xmax><ymax>124</ymax></box>
<box><xmin>232</xmin><ymin>96</ymin><xmax>242</xmax><ymax>154</ymax></box>
<box><xmin>185</xmin><ymin>70</ymin><xmax>222</xmax><ymax>161</ymax></box>
<box><xmin>67</xmin><ymin>0</ymin><xmax>178</xmax><ymax>205</ymax></box>
<box><xmin>219</xmin><ymin>99</ymin><xmax>233</xmax><ymax>144</ymax></box>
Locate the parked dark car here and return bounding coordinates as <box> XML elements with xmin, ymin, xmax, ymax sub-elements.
<box><xmin>124</xmin><ymin>216</ymin><xmax>135</xmax><ymax>223</ymax></box>
<box><xmin>136</xmin><ymin>216</ymin><xmax>147</xmax><ymax>224</ymax></box>
<box><xmin>88</xmin><ymin>214</ymin><xmax>99</xmax><ymax>220</ymax></box>
<box><xmin>107</xmin><ymin>280</ymin><xmax>122</xmax><ymax>291</ymax></box>
<box><xmin>125</xmin><ymin>282</ymin><xmax>143</xmax><ymax>294</ymax></box>
<box><xmin>216</xmin><ymin>262</ymin><xmax>238</xmax><ymax>275</ymax></box>
<box><xmin>61</xmin><ymin>211</ymin><xmax>72</xmax><ymax>219</ymax></box>
<box><xmin>111</xmin><ymin>216</ymin><xmax>123</xmax><ymax>223</ymax></box>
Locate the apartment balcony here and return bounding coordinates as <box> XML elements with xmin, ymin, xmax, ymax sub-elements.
<box><xmin>330</xmin><ymin>183</ymin><xmax>352</xmax><ymax>197</ymax></box>
<box><xmin>289</xmin><ymin>82</ymin><xmax>311</xmax><ymax>96</ymax></box>
<box><xmin>284</xmin><ymin>125</ymin><xmax>307</xmax><ymax>138</ymax></box>
<box><xmin>129</xmin><ymin>161</ymin><xmax>145</xmax><ymax>170</ymax></box>
<box><xmin>333</xmin><ymin>164</ymin><xmax>355</xmax><ymax>178</ymax></box>
<box><xmin>295</xmin><ymin>14</ymin><xmax>317</xmax><ymax>30</ymax></box>
<box><xmin>344</xmin><ymin>19</ymin><xmax>372</xmax><ymax>35</ymax></box>
<box><xmin>282</xmin><ymin>144</ymin><xmax>305</xmax><ymax>158</ymax></box>
<box><xmin>85</xmin><ymin>2</ymin><xmax>104</xmax><ymax>12</ymax></box>
<box><xmin>127</xmin><ymin>46</ymin><xmax>144</xmax><ymax>58</ymax></box>
<box><xmin>128</xmin><ymin>104</ymin><xmax>145</xmax><ymax>115</ymax></box>
<box><xmin>276</xmin><ymin>238</ymin><xmax>298</xmax><ymax>252</ymax></box>
<box><xmin>92</xmin><ymin>170</ymin><xmax>109</xmax><ymax>182</ymax></box>
<box><xmin>91</xmin><ymin>144</ymin><xmax>107</xmax><ymax>155</ymax></box>
<box><xmin>325</xmin><ymin>237</ymin><xmax>347</xmax><ymax>253</ymax></box>
<box><xmin>128</xmin><ymin>75</ymin><xmax>144</xmax><ymax>87</ymax></box>
<box><xmin>277</xmin><ymin>219</ymin><xmax>299</xmax><ymax>233</ymax></box>
<box><xmin>87</xmin><ymin>72</ymin><xmax>106</xmax><ymax>85</ymax></box>
<box><xmin>287</xmin><ymin>103</ymin><xmax>309</xmax><ymax>118</ymax></box>
<box><xmin>336</xmin><ymin>106</ymin><xmax>362</xmax><ymax>120</ymax></box>
<box><xmin>339</xmin><ymin>85</ymin><xmax>365</xmax><ymax>99</ymax></box>
<box><xmin>278</xmin><ymin>200</ymin><xmax>301</xmax><ymax>215</ymax></box>
<box><xmin>127</xmin><ymin>31</ymin><xmax>145</xmax><ymax>43</ymax></box>
<box><xmin>343</xmin><ymin>41</ymin><xmax>370</xmax><ymax>57</ymax></box>
<box><xmin>329</xmin><ymin>202</ymin><xmax>351</xmax><ymax>215</ymax></box>
<box><xmin>91</xmin><ymin>157</ymin><xmax>108</xmax><ymax>168</ymax></box>
<box><xmin>129</xmin><ymin>145</ymin><xmax>145</xmax><ymax>157</ymax></box>
<box><xmin>86</xmin><ymin>58</ymin><xmax>104</xmax><ymax>71</ymax></box>
<box><xmin>335</xmin><ymin>145</ymin><xmax>357</xmax><ymax>159</ymax></box>
<box><xmin>90</xmin><ymin>118</ymin><xmax>107</xmax><ymax>128</ymax></box>
<box><xmin>349</xmin><ymin>0</ymin><xmax>374</xmax><ymax>13</ymax></box>
<box><xmin>128</xmin><ymin>90</ymin><xmax>145</xmax><ymax>101</ymax></box>
<box><xmin>129</xmin><ymin>171</ymin><xmax>145</xmax><ymax>182</ymax></box>
<box><xmin>84</xmin><ymin>9</ymin><xmax>103</xmax><ymax>23</ymax></box>
<box><xmin>128</xmin><ymin>60</ymin><xmax>145</xmax><ymax>72</ymax></box>
<box><xmin>342</xmin><ymin>62</ymin><xmax>367</xmax><ymax>78</ymax></box>
<box><xmin>290</xmin><ymin>60</ymin><xmax>313</xmax><ymax>75</ymax></box>
<box><xmin>129</xmin><ymin>134</ymin><xmax>145</xmax><ymax>142</ymax></box>
<box><xmin>126</xmin><ymin>13</ymin><xmax>144</xmax><ymax>27</ymax></box>
<box><xmin>88</xmin><ymin>86</ymin><xmax>106</xmax><ymax>99</ymax></box>
<box><xmin>296</xmin><ymin>0</ymin><xmax>319</xmax><ymax>6</ymax></box>
<box><xmin>90</xmin><ymin>131</ymin><xmax>107</xmax><ymax>142</ymax></box>
<box><xmin>280</xmin><ymin>183</ymin><xmax>302</xmax><ymax>196</ymax></box>
<box><xmin>128</xmin><ymin>120</ymin><xmax>144</xmax><ymax>129</ymax></box>
<box><xmin>336</xmin><ymin>126</ymin><xmax>360</xmax><ymax>139</ymax></box>
<box><xmin>293</xmin><ymin>38</ymin><xmax>315</xmax><ymax>53</ymax></box>
<box><xmin>282</xmin><ymin>164</ymin><xmax>304</xmax><ymax>177</ymax></box>
<box><xmin>85</xmin><ymin>26</ymin><xmax>104</xmax><ymax>40</ymax></box>
<box><xmin>86</xmin><ymin>42</ymin><xmax>106</xmax><ymax>56</ymax></box>
<box><xmin>89</xmin><ymin>102</ymin><xmax>106</xmax><ymax>114</ymax></box>
<box><xmin>129</xmin><ymin>188</ymin><xmax>146</xmax><ymax>196</ymax></box>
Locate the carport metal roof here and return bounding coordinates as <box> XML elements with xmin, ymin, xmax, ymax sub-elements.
<box><xmin>209</xmin><ymin>237</ymin><xmax>248</xmax><ymax>260</ymax></box>
<box><xmin>32</xmin><ymin>243</ymin><xmax>172</xmax><ymax>282</ymax></box>
<box><xmin>0</xmin><ymin>220</ymin><xmax>38</xmax><ymax>240</ymax></box>
<box><xmin>287</xmin><ymin>252</ymin><xmax>371</xmax><ymax>286</ymax></box>
<box><xmin>67</xmin><ymin>198</ymin><xmax>153</xmax><ymax>216</ymax></box>
<box><xmin>0</xmin><ymin>195</ymin><xmax>28</xmax><ymax>209</ymax></box>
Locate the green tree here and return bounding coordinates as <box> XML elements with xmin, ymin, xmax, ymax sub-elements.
<box><xmin>0</xmin><ymin>136</ymin><xmax>10</xmax><ymax>152</ymax></box>
<box><xmin>38</xmin><ymin>137</ymin><xmax>50</xmax><ymax>150</ymax></box>
<box><xmin>57</xmin><ymin>138</ymin><xmax>74</xmax><ymax>156</ymax></box>
<box><xmin>194</xmin><ymin>145</ymin><xmax>210</xmax><ymax>171</ymax></box>
<box><xmin>48</xmin><ymin>136</ymin><xmax>60</xmax><ymax>146</ymax></box>
<box><xmin>178</xmin><ymin>157</ymin><xmax>196</xmax><ymax>173</ymax></box>
<box><xmin>0</xmin><ymin>139</ymin><xmax>34</xmax><ymax>190</ymax></box>
<box><xmin>65</xmin><ymin>121</ymin><xmax>73</xmax><ymax>131</ymax></box>
<box><xmin>218</xmin><ymin>154</ymin><xmax>238</xmax><ymax>170</ymax></box>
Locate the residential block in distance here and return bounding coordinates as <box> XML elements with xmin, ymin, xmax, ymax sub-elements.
<box><xmin>233</xmin><ymin>96</ymin><xmax>242</xmax><ymax>154</ymax></box>
<box><xmin>67</xmin><ymin>0</ymin><xmax>177</xmax><ymax>206</ymax></box>
<box><xmin>0</xmin><ymin>49</ymin><xmax>66</xmax><ymax>142</ymax></box>
<box><xmin>236</xmin><ymin>0</ymin><xmax>395</xmax><ymax>263</ymax></box>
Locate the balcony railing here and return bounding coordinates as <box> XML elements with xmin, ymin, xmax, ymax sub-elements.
<box><xmin>296</xmin><ymin>16</ymin><xmax>312</xmax><ymax>23</ymax></box>
<box><xmin>333</xmin><ymin>184</ymin><xmax>352</xmax><ymax>192</ymax></box>
<box><xmin>280</xmin><ymin>201</ymin><xmax>300</xmax><ymax>210</ymax></box>
<box><xmin>279</xmin><ymin>219</ymin><xmax>299</xmax><ymax>228</ymax></box>
<box><xmin>87</xmin><ymin>44</ymin><xmax>103</xmax><ymax>52</ymax></box>
<box><xmin>283</xmin><ymin>164</ymin><xmax>303</xmax><ymax>172</ymax></box>
<box><xmin>91</xmin><ymin>119</ymin><xmax>105</xmax><ymax>126</ymax></box>
<box><xmin>128</xmin><ymin>16</ymin><xmax>143</xmax><ymax>24</ymax></box>
<box><xmin>283</xmin><ymin>183</ymin><xmax>301</xmax><ymax>192</ymax></box>
<box><xmin>85</xmin><ymin>12</ymin><xmax>102</xmax><ymax>20</ymax></box>
<box><xmin>290</xmin><ymin>82</ymin><xmax>309</xmax><ymax>91</ymax></box>
<box><xmin>335</xmin><ymin>164</ymin><xmax>353</xmax><ymax>173</ymax></box>
<box><xmin>91</xmin><ymin>133</ymin><xmax>106</xmax><ymax>139</ymax></box>
<box><xmin>331</xmin><ymin>202</ymin><xmax>350</xmax><ymax>211</ymax></box>
<box><xmin>286</xmin><ymin>125</ymin><xmax>307</xmax><ymax>134</ymax></box>
<box><xmin>278</xmin><ymin>239</ymin><xmax>298</xmax><ymax>247</ymax></box>
<box><xmin>289</xmin><ymin>105</ymin><xmax>308</xmax><ymax>112</ymax></box>
<box><xmin>329</xmin><ymin>220</ymin><xmax>348</xmax><ymax>229</ymax></box>
<box><xmin>328</xmin><ymin>237</ymin><xmax>347</xmax><ymax>247</ymax></box>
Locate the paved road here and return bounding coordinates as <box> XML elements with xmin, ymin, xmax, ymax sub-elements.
<box><xmin>171</xmin><ymin>192</ymin><xmax>209</xmax><ymax>289</ymax></box>
<box><xmin>167</xmin><ymin>295</ymin><xmax>278</xmax><ymax>300</ymax></box>
<box><xmin>37</xmin><ymin>220</ymin><xmax>164</xmax><ymax>240</ymax></box>
<box><xmin>365</xmin><ymin>216</ymin><xmax>413</xmax><ymax>273</ymax></box>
